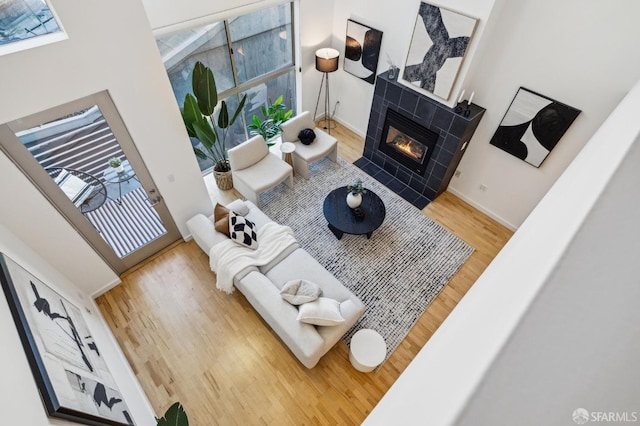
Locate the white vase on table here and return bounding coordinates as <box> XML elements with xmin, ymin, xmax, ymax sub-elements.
<box><xmin>346</xmin><ymin>192</ymin><xmax>362</xmax><ymax>209</ymax></box>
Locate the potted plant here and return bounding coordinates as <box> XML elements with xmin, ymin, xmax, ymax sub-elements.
<box><xmin>247</xmin><ymin>95</ymin><xmax>293</xmax><ymax>146</ymax></box>
<box><xmin>181</xmin><ymin>61</ymin><xmax>247</xmax><ymax>190</ymax></box>
<box><xmin>156</xmin><ymin>402</ymin><xmax>188</xmax><ymax>425</ymax></box>
<box><xmin>108</xmin><ymin>157</ymin><xmax>124</xmax><ymax>173</ymax></box>
<box><xmin>346</xmin><ymin>179</ymin><xmax>367</xmax><ymax>208</ymax></box>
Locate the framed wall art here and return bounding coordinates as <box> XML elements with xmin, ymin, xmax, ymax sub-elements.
<box><xmin>344</xmin><ymin>19</ymin><xmax>383</xmax><ymax>84</ymax></box>
<box><xmin>490</xmin><ymin>87</ymin><xmax>581</xmax><ymax>167</ymax></box>
<box><xmin>0</xmin><ymin>253</ymin><xmax>134</xmax><ymax>425</ymax></box>
<box><xmin>400</xmin><ymin>2</ymin><xmax>477</xmax><ymax>100</ymax></box>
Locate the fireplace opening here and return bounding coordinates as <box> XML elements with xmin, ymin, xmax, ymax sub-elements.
<box><xmin>378</xmin><ymin>109</ymin><xmax>438</xmax><ymax>175</ymax></box>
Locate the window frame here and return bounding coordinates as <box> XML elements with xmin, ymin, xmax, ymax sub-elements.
<box><xmin>0</xmin><ymin>0</ymin><xmax>67</xmax><ymax>57</ymax></box>
<box><xmin>155</xmin><ymin>1</ymin><xmax>300</xmax><ymax>174</ymax></box>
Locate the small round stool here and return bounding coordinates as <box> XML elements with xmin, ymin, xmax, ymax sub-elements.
<box><xmin>349</xmin><ymin>329</ymin><xmax>386</xmax><ymax>372</ymax></box>
<box><xmin>280</xmin><ymin>142</ymin><xmax>296</xmax><ymax>168</ymax></box>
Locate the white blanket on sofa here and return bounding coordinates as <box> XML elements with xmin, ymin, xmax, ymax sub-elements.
<box><xmin>209</xmin><ymin>222</ymin><xmax>298</xmax><ymax>293</ymax></box>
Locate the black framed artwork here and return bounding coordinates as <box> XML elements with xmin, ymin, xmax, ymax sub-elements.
<box><xmin>400</xmin><ymin>2</ymin><xmax>477</xmax><ymax>100</ymax></box>
<box><xmin>344</xmin><ymin>19</ymin><xmax>383</xmax><ymax>84</ymax></box>
<box><xmin>490</xmin><ymin>87</ymin><xmax>581</xmax><ymax>167</ymax></box>
<box><xmin>0</xmin><ymin>253</ymin><xmax>134</xmax><ymax>425</ymax></box>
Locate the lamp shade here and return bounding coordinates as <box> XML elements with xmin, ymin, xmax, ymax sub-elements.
<box><xmin>315</xmin><ymin>48</ymin><xmax>339</xmax><ymax>73</ymax></box>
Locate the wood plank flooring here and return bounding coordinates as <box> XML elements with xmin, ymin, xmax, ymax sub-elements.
<box><xmin>96</xmin><ymin>121</ymin><xmax>513</xmax><ymax>425</ymax></box>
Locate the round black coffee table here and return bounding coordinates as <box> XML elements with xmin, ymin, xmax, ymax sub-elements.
<box><xmin>323</xmin><ymin>186</ymin><xmax>386</xmax><ymax>239</ymax></box>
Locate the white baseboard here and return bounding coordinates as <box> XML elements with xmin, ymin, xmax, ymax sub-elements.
<box><xmin>447</xmin><ymin>188</ymin><xmax>519</xmax><ymax>231</ymax></box>
<box><xmin>334</xmin><ymin>117</ymin><xmax>366</xmax><ymax>139</ymax></box>
<box><xmin>91</xmin><ymin>277</ymin><xmax>122</xmax><ymax>298</ymax></box>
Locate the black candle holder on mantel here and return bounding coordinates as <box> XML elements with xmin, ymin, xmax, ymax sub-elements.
<box><xmin>455</xmin><ymin>101</ymin><xmax>472</xmax><ymax>117</ymax></box>
<box><xmin>454</xmin><ymin>98</ymin><xmax>485</xmax><ymax>119</ymax></box>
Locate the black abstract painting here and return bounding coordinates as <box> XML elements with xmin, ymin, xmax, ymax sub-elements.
<box><xmin>490</xmin><ymin>88</ymin><xmax>581</xmax><ymax>167</ymax></box>
<box><xmin>401</xmin><ymin>2</ymin><xmax>477</xmax><ymax>100</ymax></box>
<box><xmin>0</xmin><ymin>253</ymin><xmax>134</xmax><ymax>425</ymax></box>
<box><xmin>344</xmin><ymin>19</ymin><xmax>383</xmax><ymax>84</ymax></box>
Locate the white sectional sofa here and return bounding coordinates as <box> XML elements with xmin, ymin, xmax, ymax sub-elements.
<box><xmin>187</xmin><ymin>199</ymin><xmax>365</xmax><ymax>368</ymax></box>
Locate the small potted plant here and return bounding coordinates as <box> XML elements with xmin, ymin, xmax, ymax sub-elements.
<box><xmin>247</xmin><ymin>95</ymin><xmax>293</xmax><ymax>146</ymax></box>
<box><xmin>108</xmin><ymin>157</ymin><xmax>124</xmax><ymax>173</ymax></box>
<box><xmin>346</xmin><ymin>179</ymin><xmax>367</xmax><ymax>208</ymax></box>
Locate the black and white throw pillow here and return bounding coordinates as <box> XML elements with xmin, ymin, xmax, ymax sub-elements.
<box><xmin>229</xmin><ymin>211</ymin><xmax>258</xmax><ymax>249</ymax></box>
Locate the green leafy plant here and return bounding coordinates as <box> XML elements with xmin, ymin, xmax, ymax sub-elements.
<box><xmin>108</xmin><ymin>157</ymin><xmax>121</xmax><ymax>168</ymax></box>
<box><xmin>181</xmin><ymin>61</ymin><xmax>247</xmax><ymax>172</ymax></box>
<box><xmin>247</xmin><ymin>95</ymin><xmax>293</xmax><ymax>145</ymax></box>
<box><xmin>156</xmin><ymin>402</ymin><xmax>188</xmax><ymax>426</ymax></box>
<box><xmin>347</xmin><ymin>179</ymin><xmax>367</xmax><ymax>195</ymax></box>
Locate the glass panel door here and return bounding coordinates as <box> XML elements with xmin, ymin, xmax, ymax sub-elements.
<box><xmin>0</xmin><ymin>92</ymin><xmax>181</xmax><ymax>273</ymax></box>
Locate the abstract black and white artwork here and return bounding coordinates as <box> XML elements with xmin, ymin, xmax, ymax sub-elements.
<box><xmin>401</xmin><ymin>2</ymin><xmax>477</xmax><ymax>100</ymax></box>
<box><xmin>344</xmin><ymin>19</ymin><xmax>383</xmax><ymax>84</ymax></box>
<box><xmin>490</xmin><ymin>88</ymin><xmax>581</xmax><ymax>167</ymax></box>
<box><xmin>0</xmin><ymin>253</ymin><xmax>134</xmax><ymax>425</ymax></box>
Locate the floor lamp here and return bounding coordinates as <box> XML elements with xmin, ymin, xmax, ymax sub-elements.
<box><xmin>313</xmin><ymin>48</ymin><xmax>339</xmax><ymax>134</ymax></box>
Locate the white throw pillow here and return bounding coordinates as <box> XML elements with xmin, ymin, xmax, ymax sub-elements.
<box><xmin>54</xmin><ymin>169</ymin><xmax>95</xmax><ymax>207</ymax></box>
<box><xmin>296</xmin><ymin>297</ymin><xmax>345</xmax><ymax>326</ymax></box>
<box><xmin>229</xmin><ymin>211</ymin><xmax>258</xmax><ymax>249</ymax></box>
<box><xmin>280</xmin><ymin>279</ymin><xmax>322</xmax><ymax>305</ymax></box>
<box><xmin>227</xmin><ymin>199</ymin><xmax>250</xmax><ymax>216</ymax></box>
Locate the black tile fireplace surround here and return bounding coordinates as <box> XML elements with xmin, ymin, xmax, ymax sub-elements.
<box><xmin>355</xmin><ymin>71</ymin><xmax>485</xmax><ymax>209</ymax></box>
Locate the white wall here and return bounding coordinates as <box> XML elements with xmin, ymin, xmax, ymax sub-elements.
<box><xmin>364</xmin><ymin>80</ymin><xmax>640</xmax><ymax>425</ymax></box>
<box><xmin>445</xmin><ymin>0</ymin><xmax>640</xmax><ymax>228</ymax></box>
<box><xmin>455</xmin><ymin>133</ymin><xmax>640</xmax><ymax>424</ymax></box>
<box><xmin>299</xmin><ymin>0</ymin><xmax>336</xmax><ymax>115</ymax></box>
<box><xmin>327</xmin><ymin>0</ymin><xmax>640</xmax><ymax>229</ymax></box>
<box><xmin>0</xmin><ymin>0</ymin><xmax>212</xmax><ymax>293</ymax></box>
<box><xmin>328</xmin><ymin>0</ymin><xmax>496</xmax><ymax>134</ymax></box>
<box><xmin>0</xmin><ymin>225</ymin><xmax>155</xmax><ymax>425</ymax></box>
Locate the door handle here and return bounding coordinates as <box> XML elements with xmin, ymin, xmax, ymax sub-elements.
<box><xmin>146</xmin><ymin>196</ymin><xmax>162</xmax><ymax>207</ymax></box>
<box><xmin>145</xmin><ymin>189</ymin><xmax>162</xmax><ymax>207</ymax></box>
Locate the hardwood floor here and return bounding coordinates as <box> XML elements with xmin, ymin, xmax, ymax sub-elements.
<box><xmin>96</xmin><ymin>122</ymin><xmax>513</xmax><ymax>425</ymax></box>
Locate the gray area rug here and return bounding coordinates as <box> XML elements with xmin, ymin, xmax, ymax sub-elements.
<box><xmin>261</xmin><ymin>157</ymin><xmax>474</xmax><ymax>364</ymax></box>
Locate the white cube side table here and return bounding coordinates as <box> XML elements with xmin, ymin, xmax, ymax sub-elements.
<box><xmin>349</xmin><ymin>329</ymin><xmax>386</xmax><ymax>372</ymax></box>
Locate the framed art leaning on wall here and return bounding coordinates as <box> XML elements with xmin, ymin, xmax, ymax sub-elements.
<box><xmin>0</xmin><ymin>253</ymin><xmax>134</xmax><ymax>425</ymax></box>
<box><xmin>344</xmin><ymin>19</ymin><xmax>383</xmax><ymax>84</ymax></box>
<box><xmin>490</xmin><ymin>87</ymin><xmax>581</xmax><ymax>167</ymax></box>
<box><xmin>400</xmin><ymin>2</ymin><xmax>477</xmax><ymax>100</ymax></box>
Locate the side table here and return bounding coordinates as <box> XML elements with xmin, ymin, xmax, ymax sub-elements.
<box><xmin>323</xmin><ymin>187</ymin><xmax>386</xmax><ymax>239</ymax></box>
<box><xmin>102</xmin><ymin>159</ymin><xmax>139</xmax><ymax>204</ymax></box>
<box><xmin>349</xmin><ymin>329</ymin><xmax>387</xmax><ymax>372</ymax></box>
<box><xmin>280</xmin><ymin>142</ymin><xmax>296</xmax><ymax>168</ymax></box>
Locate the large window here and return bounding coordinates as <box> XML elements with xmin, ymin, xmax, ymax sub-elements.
<box><xmin>0</xmin><ymin>0</ymin><xmax>61</xmax><ymax>45</ymax></box>
<box><xmin>156</xmin><ymin>3</ymin><xmax>296</xmax><ymax>173</ymax></box>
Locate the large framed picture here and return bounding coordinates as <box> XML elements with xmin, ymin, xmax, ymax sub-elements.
<box><xmin>400</xmin><ymin>2</ymin><xmax>477</xmax><ymax>100</ymax></box>
<box><xmin>0</xmin><ymin>253</ymin><xmax>134</xmax><ymax>425</ymax></box>
<box><xmin>344</xmin><ymin>19</ymin><xmax>383</xmax><ymax>84</ymax></box>
<box><xmin>490</xmin><ymin>87</ymin><xmax>581</xmax><ymax>167</ymax></box>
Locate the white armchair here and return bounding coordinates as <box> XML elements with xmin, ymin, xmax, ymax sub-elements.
<box><xmin>280</xmin><ymin>111</ymin><xmax>338</xmax><ymax>179</ymax></box>
<box><xmin>228</xmin><ymin>135</ymin><xmax>293</xmax><ymax>208</ymax></box>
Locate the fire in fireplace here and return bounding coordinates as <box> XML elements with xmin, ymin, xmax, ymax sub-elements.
<box><xmin>386</xmin><ymin>128</ymin><xmax>428</xmax><ymax>162</ymax></box>
<box><xmin>378</xmin><ymin>109</ymin><xmax>438</xmax><ymax>175</ymax></box>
